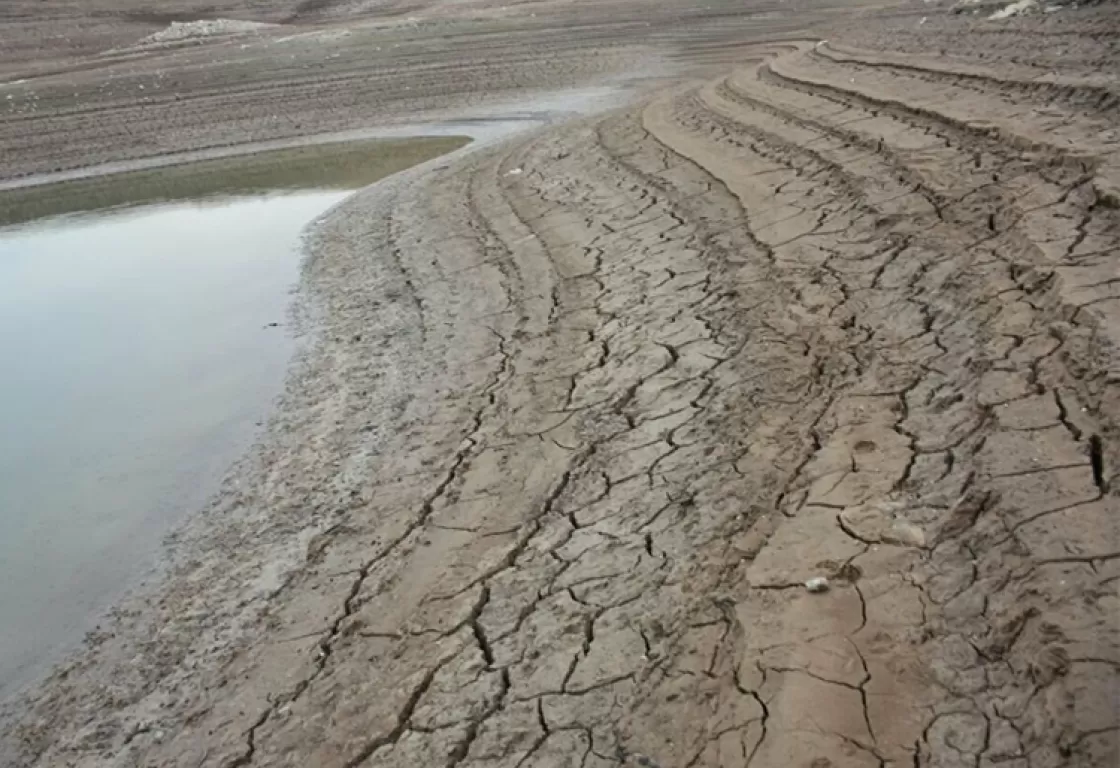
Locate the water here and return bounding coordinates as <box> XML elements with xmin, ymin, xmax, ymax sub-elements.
<box><xmin>0</xmin><ymin>137</ymin><xmax>466</xmax><ymax>698</ymax></box>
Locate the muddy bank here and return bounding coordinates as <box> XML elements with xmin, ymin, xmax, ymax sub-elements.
<box><xmin>3</xmin><ymin>1</ymin><xmax>1119</xmax><ymax>767</ymax></box>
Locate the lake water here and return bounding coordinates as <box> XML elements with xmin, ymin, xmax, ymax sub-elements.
<box><xmin>0</xmin><ymin>137</ymin><xmax>466</xmax><ymax>699</ymax></box>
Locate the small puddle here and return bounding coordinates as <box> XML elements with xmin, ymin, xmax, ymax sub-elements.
<box><xmin>0</xmin><ymin>136</ymin><xmax>466</xmax><ymax>698</ymax></box>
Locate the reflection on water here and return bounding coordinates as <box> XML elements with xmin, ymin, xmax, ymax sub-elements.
<box><xmin>0</xmin><ymin>136</ymin><xmax>467</xmax><ymax>227</ymax></box>
<box><xmin>0</xmin><ymin>137</ymin><xmax>467</xmax><ymax>699</ymax></box>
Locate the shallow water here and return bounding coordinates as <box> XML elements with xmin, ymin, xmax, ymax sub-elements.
<box><xmin>0</xmin><ymin>138</ymin><xmax>465</xmax><ymax>698</ymax></box>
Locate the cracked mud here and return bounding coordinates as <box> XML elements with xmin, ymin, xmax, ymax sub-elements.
<box><xmin>2</xmin><ymin>3</ymin><xmax>1118</xmax><ymax>767</ymax></box>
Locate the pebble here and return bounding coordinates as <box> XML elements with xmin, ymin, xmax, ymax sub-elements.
<box><xmin>805</xmin><ymin>576</ymin><xmax>830</xmax><ymax>593</ymax></box>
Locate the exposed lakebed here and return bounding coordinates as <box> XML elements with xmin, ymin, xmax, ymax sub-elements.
<box><xmin>0</xmin><ymin>136</ymin><xmax>467</xmax><ymax>698</ymax></box>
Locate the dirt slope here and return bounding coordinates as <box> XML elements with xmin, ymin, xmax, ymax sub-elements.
<box><xmin>3</xmin><ymin>3</ymin><xmax>1119</xmax><ymax>767</ymax></box>
<box><xmin>0</xmin><ymin>0</ymin><xmax>850</xmax><ymax>179</ymax></box>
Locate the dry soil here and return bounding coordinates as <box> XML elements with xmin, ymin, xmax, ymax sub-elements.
<box><xmin>1</xmin><ymin>1</ymin><xmax>1118</xmax><ymax>767</ymax></box>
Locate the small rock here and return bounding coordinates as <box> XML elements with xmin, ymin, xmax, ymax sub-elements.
<box><xmin>891</xmin><ymin>522</ymin><xmax>926</xmax><ymax>548</ymax></box>
<box><xmin>805</xmin><ymin>577</ymin><xmax>830</xmax><ymax>593</ymax></box>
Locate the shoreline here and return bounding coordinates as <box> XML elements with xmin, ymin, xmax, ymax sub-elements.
<box><xmin>0</xmin><ymin>81</ymin><xmax>638</xmax><ymax>734</ymax></box>
<box><xmin>4</xmin><ymin>2</ymin><xmax>1118</xmax><ymax>766</ymax></box>
<box><xmin>0</xmin><ymin>84</ymin><xmax>627</xmax><ymax>193</ymax></box>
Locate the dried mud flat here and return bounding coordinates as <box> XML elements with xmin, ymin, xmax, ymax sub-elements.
<box><xmin>3</xmin><ymin>1</ymin><xmax>1120</xmax><ymax>767</ymax></box>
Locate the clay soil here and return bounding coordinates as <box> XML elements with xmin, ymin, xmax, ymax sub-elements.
<box><xmin>1</xmin><ymin>0</ymin><xmax>1118</xmax><ymax>766</ymax></box>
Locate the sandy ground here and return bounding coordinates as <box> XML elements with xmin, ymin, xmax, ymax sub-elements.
<box><xmin>2</xmin><ymin>0</ymin><xmax>1119</xmax><ymax>766</ymax></box>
